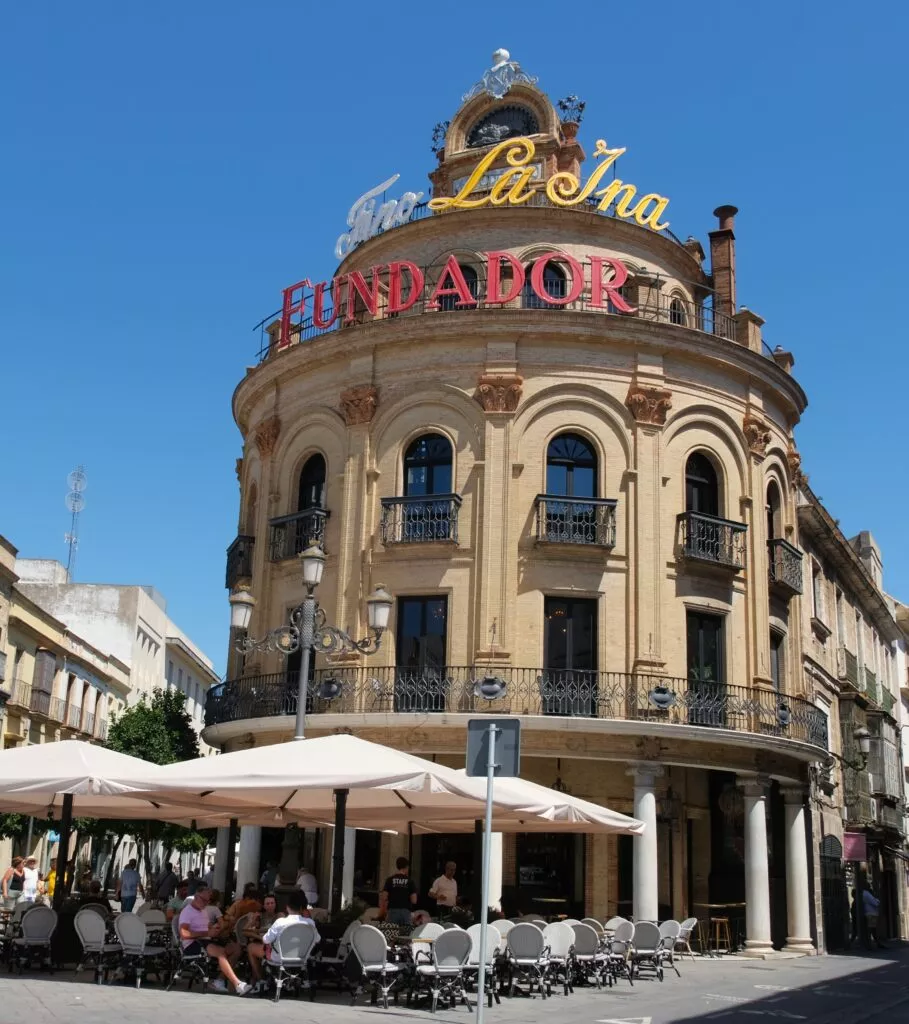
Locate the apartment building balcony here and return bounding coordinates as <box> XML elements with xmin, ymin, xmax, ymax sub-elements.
<box><xmin>865</xmin><ymin>668</ymin><xmax>879</xmax><ymax>705</ymax></box>
<box><xmin>29</xmin><ymin>689</ymin><xmax>53</xmax><ymax>718</ymax></box>
<box><xmin>269</xmin><ymin>509</ymin><xmax>329</xmax><ymax>561</ymax></box>
<box><xmin>225</xmin><ymin>534</ymin><xmax>255</xmax><ymax>589</ymax></box>
<box><xmin>7</xmin><ymin>678</ymin><xmax>30</xmax><ymax>709</ymax></box>
<box><xmin>677</xmin><ymin>511</ymin><xmax>747</xmax><ymax>570</ymax></box>
<box><xmin>768</xmin><ymin>538</ymin><xmax>803</xmax><ymax>597</ymax></box>
<box><xmin>380</xmin><ymin>495</ymin><xmax>462</xmax><ymax>545</ymax></box>
<box><xmin>534</xmin><ymin>495</ymin><xmax>617</xmax><ymax>548</ymax></box>
<box><xmin>837</xmin><ymin>647</ymin><xmax>861</xmax><ymax>691</ymax></box>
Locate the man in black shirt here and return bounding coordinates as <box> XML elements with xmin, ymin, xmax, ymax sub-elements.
<box><xmin>380</xmin><ymin>856</ymin><xmax>417</xmax><ymax>927</ymax></box>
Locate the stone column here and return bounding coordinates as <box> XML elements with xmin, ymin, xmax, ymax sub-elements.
<box><xmin>212</xmin><ymin>826</ymin><xmax>230</xmax><ymax>892</ymax></box>
<box><xmin>781</xmin><ymin>786</ymin><xmax>814</xmax><ymax>954</ymax></box>
<box><xmin>628</xmin><ymin>762</ymin><xmax>663</xmax><ymax>921</ymax></box>
<box><xmin>236</xmin><ymin>825</ymin><xmax>262</xmax><ymax>894</ymax></box>
<box><xmin>740</xmin><ymin>775</ymin><xmax>774</xmax><ymax>956</ymax></box>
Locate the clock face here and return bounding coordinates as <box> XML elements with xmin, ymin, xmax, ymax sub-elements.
<box><xmin>466</xmin><ymin>106</ymin><xmax>540</xmax><ymax>149</ymax></box>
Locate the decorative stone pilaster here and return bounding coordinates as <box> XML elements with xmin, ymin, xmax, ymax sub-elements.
<box><xmin>743</xmin><ymin>414</ymin><xmax>772</xmax><ymax>457</ymax></box>
<box><xmin>475</xmin><ymin>374</ymin><xmax>523</xmax><ymax>413</ymax></box>
<box><xmin>739</xmin><ymin>774</ymin><xmax>774</xmax><ymax>956</ymax></box>
<box><xmin>340</xmin><ymin>385</ymin><xmax>378</xmax><ymax>426</ymax></box>
<box><xmin>625</xmin><ymin>385</ymin><xmax>672</xmax><ymax>426</ymax></box>
<box><xmin>253</xmin><ymin>415</ymin><xmax>281</xmax><ymax>458</ymax></box>
<box><xmin>781</xmin><ymin>785</ymin><xmax>815</xmax><ymax>954</ymax></box>
<box><xmin>627</xmin><ymin>762</ymin><xmax>664</xmax><ymax>922</ymax></box>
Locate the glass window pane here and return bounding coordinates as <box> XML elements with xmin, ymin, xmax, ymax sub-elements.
<box><xmin>572</xmin><ymin>466</ymin><xmax>595</xmax><ymax>498</ymax></box>
<box><xmin>546</xmin><ymin>463</ymin><xmax>568</xmax><ymax>495</ymax></box>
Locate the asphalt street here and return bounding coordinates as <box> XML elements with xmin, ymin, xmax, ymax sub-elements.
<box><xmin>0</xmin><ymin>947</ymin><xmax>906</xmax><ymax>1024</ymax></box>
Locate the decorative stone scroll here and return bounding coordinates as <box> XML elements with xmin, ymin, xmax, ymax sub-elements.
<box><xmin>475</xmin><ymin>374</ymin><xmax>523</xmax><ymax>413</ymax></box>
<box><xmin>625</xmin><ymin>384</ymin><xmax>672</xmax><ymax>426</ymax></box>
<box><xmin>787</xmin><ymin>443</ymin><xmax>807</xmax><ymax>487</ymax></box>
<box><xmin>340</xmin><ymin>385</ymin><xmax>378</xmax><ymax>425</ymax></box>
<box><xmin>743</xmin><ymin>414</ymin><xmax>772</xmax><ymax>457</ymax></box>
<box><xmin>253</xmin><ymin>415</ymin><xmax>281</xmax><ymax>458</ymax></box>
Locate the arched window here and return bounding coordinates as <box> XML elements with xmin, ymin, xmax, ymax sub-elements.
<box><xmin>669</xmin><ymin>296</ymin><xmax>686</xmax><ymax>326</ymax></box>
<box><xmin>438</xmin><ymin>264</ymin><xmax>479</xmax><ymax>312</ymax></box>
<box><xmin>766</xmin><ymin>481</ymin><xmax>782</xmax><ymax>541</ymax></box>
<box><xmin>685</xmin><ymin>452</ymin><xmax>719</xmax><ymax>517</ymax></box>
<box><xmin>297</xmin><ymin>454</ymin><xmax>326</xmax><ymax>511</ymax></box>
<box><xmin>546</xmin><ymin>433</ymin><xmax>597</xmax><ymax>497</ymax></box>
<box><xmin>522</xmin><ymin>261</ymin><xmax>566</xmax><ymax>309</ymax></box>
<box><xmin>404</xmin><ymin>434</ymin><xmax>453</xmax><ymax>496</ymax></box>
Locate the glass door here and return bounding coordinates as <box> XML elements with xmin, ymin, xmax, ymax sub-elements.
<box><xmin>542</xmin><ymin>597</ymin><xmax>597</xmax><ymax>716</ymax></box>
<box><xmin>686</xmin><ymin>611</ymin><xmax>725</xmax><ymax>726</ymax></box>
<box><xmin>395</xmin><ymin>596</ymin><xmax>448</xmax><ymax>712</ymax></box>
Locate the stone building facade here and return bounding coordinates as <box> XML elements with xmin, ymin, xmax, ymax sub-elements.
<box><xmin>208</xmin><ymin>53</ymin><xmax>907</xmax><ymax>952</ymax></box>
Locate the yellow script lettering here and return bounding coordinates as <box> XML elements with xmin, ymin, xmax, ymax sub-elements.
<box><xmin>489</xmin><ymin>166</ymin><xmax>537</xmax><ymax>206</ymax></box>
<box><xmin>632</xmin><ymin>193</ymin><xmax>671</xmax><ymax>231</ymax></box>
<box><xmin>428</xmin><ymin>138</ymin><xmax>536</xmax><ymax>211</ymax></box>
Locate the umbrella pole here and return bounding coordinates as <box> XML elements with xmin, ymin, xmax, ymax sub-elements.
<box><xmin>224</xmin><ymin>818</ymin><xmax>239</xmax><ymax>903</ymax></box>
<box><xmin>330</xmin><ymin>788</ymin><xmax>348</xmax><ymax>915</ymax></box>
<box><xmin>53</xmin><ymin>793</ymin><xmax>74</xmax><ymax>912</ymax></box>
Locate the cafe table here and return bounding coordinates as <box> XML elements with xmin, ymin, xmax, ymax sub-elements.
<box><xmin>693</xmin><ymin>902</ymin><xmax>746</xmax><ymax>955</ymax></box>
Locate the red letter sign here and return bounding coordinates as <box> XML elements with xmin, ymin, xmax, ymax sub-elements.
<box><xmin>589</xmin><ymin>256</ymin><xmax>635</xmax><ymax>313</ymax></box>
<box><xmin>313</xmin><ymin>279</ymin><xmax>341</xmax><ymax>329</ymax></box>
<box><xmin>530</xmin><ymin>252</ymin><xmax>584</xmax><ymax>306</ymax></box>
<box><xmin>387</xmin><ymin>261</ymin><xmax>425</xmax><ymax>313</ymax></box>
<box><xmin>426</xmin><ymin>255</ymin><xmax>479</xmax><ymax>310</ymax></box>
<box><xmin>280</xmin><ymin>278</ymin><xmax>312</xmax><ymax>348</ymax></box>
<box><xmin>485</xmin><ymin>251</ymin><xmax>525</xmax><ymax>304</ymax></box>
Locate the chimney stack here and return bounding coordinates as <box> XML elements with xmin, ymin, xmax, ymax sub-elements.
<box><xmin>709</xmin><ymin>204</ymin><xmax>738</xmax><ymax>320</ymax></box>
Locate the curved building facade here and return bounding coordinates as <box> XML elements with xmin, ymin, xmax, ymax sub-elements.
<box><xmin>208</xmin><ymin>53</ymin><xmax>908</xmax><ymax>953</ymax></box>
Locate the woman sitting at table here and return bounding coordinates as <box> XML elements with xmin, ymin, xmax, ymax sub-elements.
<box><xmin>256</xmin><ymin>893</ymin><xmax>282</xmax><ymax>933</ymax></box>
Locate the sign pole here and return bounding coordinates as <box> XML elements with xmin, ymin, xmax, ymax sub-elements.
<box><xmin>475</xmin><ymin>722</ymin><xmax>497</xmax><ymax>1024</ymax></box>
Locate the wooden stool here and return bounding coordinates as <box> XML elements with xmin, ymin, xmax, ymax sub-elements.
<box><xmin>711</xmin><ymin>916</ymin><xmax>732</xmax><ymax>953</ymax></box>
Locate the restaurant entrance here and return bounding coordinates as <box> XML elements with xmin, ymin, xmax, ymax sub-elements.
<box><xmin>418</xmin><ymin>833</ymin><xmax>475</xmax><ymax>913</ymax></box>
<box><xmin>502</xmin><ymin>832</ymin><xmax>585</xmax><ymax>918</ymax></box>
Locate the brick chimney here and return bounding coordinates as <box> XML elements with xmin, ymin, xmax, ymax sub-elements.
<box><xmin>709</xmin><ymin>205</ymin><xmax>738</xmax><ymax>320</ymax></box>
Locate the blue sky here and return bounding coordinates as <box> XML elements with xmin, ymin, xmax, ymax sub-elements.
<box><xmin>3</xmin><ymin>3</ymin><xmax>906</xmax><ymax>675</ymax></box>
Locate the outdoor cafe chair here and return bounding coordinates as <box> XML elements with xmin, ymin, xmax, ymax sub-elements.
<box><xmin>264</xmin><ymin>921</ymin><xmax>319</xmax><ymax>1003</ymax></box>
<box><xmin>166</xmin><ymin>915</ymin><xmax>216</xmax><ymax>992</ymax></box>
<box><xmin>115</xmin><ymin>911</ymin><xmax>168</xmax><ymax>989</ymax></box>
<box><xmin>413</xmin><ymin>927</ymin><xmax>473</xmax><ymax>1014</ymax></box>
<box><xmin>542</xmin><ymin>922</ymin><xmax>575</xmax><ymax>995</ymax></box>
<box><xmin>657</xmin><ymin>920</ymin><xmax>682</xmax><ymax>977</ymax></box>
<box><xmin>317</xmin><ymin>919</ymin><xmax>359</xmax><ymax>989</ymax></box>
<box><xmin>74</xmin><ymin>907</ymin><xmax>121</xmax><ymax>984</ymax></box>
<box><xmin>349</xmin><ymin>923</ymin><xmax>405</xmax><ymax>1010</ymax></box>
<box><xmin>581</xmin><ymin>917</ymin><xmax>604</xmax><ymax>934</ymax></box>
<box><xmin>505</xmin><ymin>922</ymin><xmax>550</xmax><ymax>999</ymax></box>
<box><xmin>629</xmin><ymin>921</ymin><xmax>664</xmax><ymax>981</ymax></box>
<box><xmin>411</xmin><ymin>921</ymin><xmax>444</xmax><ymax>942</ymax></box>
<box><xmin>9</xmin><ymin>906</ymin><xmax>57</xmax><ymax>973</ymax></box>
<box><xmin>675</xmin><ymin>917</ymin><xmax>698</xmax><ymax>962</ymax></box>
<box><xmin>493</xmin><ymin>919</ymin><xmax>513</xmax><ymax>948</ymax></box>
<box><xmin>561</xmin><ymin>918</ymin><xmax>581</xmax><ymax>928</ymax></box>
<box><xmin>570</xmin><ymin>923</ymin><xmax>606</xmax><ymax>989</ymax></box>
<box><xmin>465</xmin><ymin>923</ymin><xmax>501</xmax><ymax>1007</ymax></box>
<box><xmin>604</xmin><ymin>921</ymin><xmax>634</xmax><ymax>988</ymax></box>
<box><xmin>603</xmin><ymin>916</ymin><xmax>626</xmax><ymax>936</ymax></box>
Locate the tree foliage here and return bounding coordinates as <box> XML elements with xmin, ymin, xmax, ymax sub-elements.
<box><xmin>107</xmin><ymin>687</ymin><xmax>200</xmax><ymax>765</ymax></box>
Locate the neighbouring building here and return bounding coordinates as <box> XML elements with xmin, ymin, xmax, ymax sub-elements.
<box><xmin>205</xmin><ymin>50</ymin><xmax>907</xmax><ymax>953</ymax></box>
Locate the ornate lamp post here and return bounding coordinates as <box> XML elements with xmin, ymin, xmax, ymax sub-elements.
<box><xmin>229</xmin><ymin>543</ymin><xmax>393</xmax><ymax>741</ymax></box>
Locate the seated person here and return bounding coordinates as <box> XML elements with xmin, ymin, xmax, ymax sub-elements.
<box><xmin>165</xmin><ymin>879</ymin><xmax>191</xmax><ymax>921</ymax></box>
<box><xmin>214</xmin><ymin>882</ymin><xmax>261</xmax><ymax>943</ymax></box>
<box><xmin>178</xmin><ymin>885</ymin><xmax>250</xmax><ymax>996</ymax></box>
<box><xmin>205</xmin><ymin>889</ymin><xmax>224</xmax><ymax>926</ymax></box>
<box><xmin>79</xmin><ymin>880</ymin><xmax>113</xmax><ymax>916</ymax></box>
<box><xmin>247</xmin><ymin>891</ymin><xmax>319</xmax><ymax>987</ymax></box>
<box><xmin>256</xmin><ymin>893</ymin><xmax>283</xmax><ymax>934</ymax></box>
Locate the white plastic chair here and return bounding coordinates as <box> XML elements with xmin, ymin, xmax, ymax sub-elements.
<box><xmin>115</xmin><ymin>911</ymin><xmax>168</xmax><ymax>989</ymax></box>
<box><xmin>571</xmin><ymin>922</ymin><xmax>606</xmax><ymax>989</ymax></box>
<box><xmin>658</xmin><ymin>920</ymin><xmax>682</xmax><ymax>976</ymax></box>
<box><xmin>675</xmin><ymin>917</ymin><xmax>698</xmax><ymax>961</ymax></box>
<box><xmin>605</xmin><ymin>920</ymin><xmax>634</xmax><ymax>987</ymax></box>
<box><xmin>506</xmin><ymin>922</ymin><xmax>550</xmax><ymax>999</ymax></box>
<box><xmin>629</xmin><ymin>920</ymin><xmax>664</xmax><ymax>981</ymax></box>
<box><xmin>603</xmin><ymin>915</ymin><xmax>627</xmax><ymax>936</ymax></box>
<box><xmin>465</xmin><ymin>923</ymin><xmax>501</xmax><ymax>1007</ymax></box>
<box><xmin>74</xmin><ymin>907</ymin><xmax>121</xmax><ymax>984</ymax></box>
<box><xmin>542</xmin><ymin>922</ymin><xmax>575</xmax><ymax>995</ymax></box>
<box><xmin>411</xmin><ymin>921</ymin><xmax>444</xmax><ymax>942</ymax></box>
<box><xmin>349</xmin><ymin>923</ymin><xmax>403</xmax><ymax>1009</ymax></box>
<box><xmin>10</xmin><ymin>906</ymin><xmax>57</xmax><ymax>972</ymax></box>
<box><xmin>266</xmin><ymin>921</ymin><xmax>319</xmax><ymax>1003</ymax></box>
<box><xmin>413</xmin><ymin>927</ymin><xmax>473</xmax><ymax>1013</ymax></box>
<box><xmin>581</xmin><ymin>917</ymin><xmax>604</xmax><ymax>934</ymax></box>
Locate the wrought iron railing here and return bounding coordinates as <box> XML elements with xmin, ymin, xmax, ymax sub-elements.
<box><xmin>7</xmin><ymin>678</ymin><xmax>30</xmax><ymax>708</ymax></box>
<box><xmin>768</xmin><ymin>538</ymin><xmax>803</xmax><ymax>595</ymax></box>
<box><xmin>534</xmin><ymin>495</ymin><xmax>617</xmax><ymax>547</ymax></box>
<box><xmin>226</xmin><ymin>534</ymin><xmax>255</xmax><ymax>589</ymax></box>
<box><xmin>380</xmin><ymin>495</ymin><xmax>462</xmax><ymax>545</ymax></box>
<box><xmin>29</xmin><ymin>689</ymin><xmax>52</xmax><ymax>717</ymax></box>
<box><xmin>204</xmin><ymin>666</ymin><xmax>828</xmax><ymax>749</ymax></box>
<box><xmin>48</xmin><ymin>697</ymin><xmax>66</xmax><ymax>722</ymax></box>
<box><xmin>881</xmin><ymin>689</ymin><xmax>896</xmax><ymax>715</ymax></box>
<box><xmin>838</xmin><ymin>647</ymin><xmax>859</xmax><ymax>688</ymax></box>
<box><xmin>677</xmin><ymin>511</ymin><xmax>746</xmax><ymax>569</ymax></box>
<box><xmin>865</xmin><ymin>669</ymin><xmax>878</xmax><ymax>705</ymax></box>
<box><xmin>269</xmin><ymin>509</ymin><xmax>330</xmax><ymax>561</ymax></box>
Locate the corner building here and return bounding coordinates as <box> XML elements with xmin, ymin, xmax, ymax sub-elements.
<box><xmin>209</xmin><ymin>54</ymin><xmax>905</xmax><ymax>954</ymax></box>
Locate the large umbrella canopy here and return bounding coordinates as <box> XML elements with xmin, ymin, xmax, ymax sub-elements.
<box><xmin>140</xmin><ymin>734</ymin><xmax>569</xmax><ymax>829</ymax></box>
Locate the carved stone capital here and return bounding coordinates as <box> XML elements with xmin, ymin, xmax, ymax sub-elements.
<box><xmin>743</xmin><ymin>414</ymin><xmax>772</xmax><ymax>457</ymax></box>
<box><xmin>254</xmin><ymin>415</ymin><xmax>281</xmax><ymax>458</ymax></box>
<box><xmin>787</xmin><ymin>444</ymin><xmax>807</xmax><ymax>487</ymax></box>
<box><xmin>738</xmin><ymin>773</ymin><xmax>772</xmax><ymax>799</ymax></box>
<box><xmin>626</xmin><ymin>384</ymin><xmax>672</xmax><ymax>426</ymax></box>
<box><xmin>340</xmin><ymin>385</ymin><xmax>378</xmax><ymax>426</ymax></box>
<box><xmin>626</xmin><ymin>760</ymin><xmax>665</xmax><ymax>782</ymax></box>
<box><xmin>475</xmin><ymin>373</ymin><xmax>523</xmax><ymax>413</ymax></box>
<box><xmin>780</xmin><ymin>784</ymin><xmax>808</xmax><ymax>805</ymax></box>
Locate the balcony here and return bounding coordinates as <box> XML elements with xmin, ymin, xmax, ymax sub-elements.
<box><xmin>881</xmin><ymin>689</ymin><xmax>896</xmax><ymax>715</ymax></box>
<box><xmin>534</xmin><ymin>495</ymin><xmax>617</xmax><ymax>548</ymax></box>
<box><xmin>48</xmin><ymin>697</ymin><xmax>66</xmax><ymax>723</ymax></box>
<box><xmin>269</xmin><ymin>509</ymin><xmax>329</xmax><ymax>562</ymax></box>
<box><xmin>7</xmin><ymin>678</ymin><xmax>30</xmax><ymax>709</ymax></box>
<box><xmin>0</xmin><ymin>650</ymin><xmax>6</xmax><ymax>684</ymax></box>
<box><xmin>677</xmin><ymin>512</ymin><xmax>747</xmax><ymax>570</ymax></box>
<box><xmin>205</xmin><ymin>667</ymin><xmax>829</xmax><ymax>750</ymax></box>
<box><xmin>768</xmin><ymin>538</ymin><xmax>803</xmax><ymax>597</ymax></box>
<box><xmin>380</xmin><ymin>495</ymin><xmax>462</xmax><ymax>545</ymax></box>
<box><xmin>865</xmin><ymin>669</ymin><xmax>879</xmax><ymax>705</ymax></box>
<box><xmin>226</xmin><ymin>534</ymin><xmax>255</xmax><ymax>589</ymax></box>
<box><xmin>29</xmin><ymin>689</ymin><xmax>52</xmax><ymax>717</ymax></box>
<box><xmin>66</xmin><ymin>704</ymin><xmax>82</xmax><ymax>730</ymax></box>
<box><xmin>838</xmin><ymin>647</ymin><xmax>859</xmax><ymax>689</ymax></box>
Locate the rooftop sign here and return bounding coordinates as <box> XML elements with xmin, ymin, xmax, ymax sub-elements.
<box><xmin>335</xmin><ymin>175</ymin><xmax>424</xmax><ymax>260</ymax></box>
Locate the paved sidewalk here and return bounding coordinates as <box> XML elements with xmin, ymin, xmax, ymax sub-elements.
<box><xmin>0</xmin><ymin>947</ymin><xmax>907</xmax><ymax>1024</ymax></box>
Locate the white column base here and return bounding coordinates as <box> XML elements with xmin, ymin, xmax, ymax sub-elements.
<box><xmin>782</xmin><ymin>939</ymin><xmax>815</xmax><ymax>955</ymax></box>
<box><xmin>741</xmin><ymin>939</ymin><xmax>775</xmax><ymax>958</ymax></box>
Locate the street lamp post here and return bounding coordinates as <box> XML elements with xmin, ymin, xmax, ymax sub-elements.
<box><xmin>228</xmin><ymin>543</ymin><xmax>392</xmax><ymax>741</ymax></box>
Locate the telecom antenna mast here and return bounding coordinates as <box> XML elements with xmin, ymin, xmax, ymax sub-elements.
<box><xmin>64</xmin><ymin>466</ymin><xmax>87</xmax><ymax>580</ymax></box>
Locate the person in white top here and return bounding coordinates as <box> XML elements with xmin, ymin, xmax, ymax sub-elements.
<box><xmin>428</xmin><ymin>861</ymin><xmax>458</xmax><ymax>911</ymax></box>
<box><xmin>247</xmin><ymin>891</ymin><xmax>319</xmax><ymax>986</ymax></box>
<box><xmin>295</xmin><ymin>867</ymin><xmax>318</xmax><ymax>907</ymax></box>
<box><xmin>20</xmin><ymin>857</ymin><xmax>39</xmax><ymax>904</ymax></box>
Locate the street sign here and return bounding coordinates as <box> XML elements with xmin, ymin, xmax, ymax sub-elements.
<box><xmin>466</xmin><ymin>718</ymin><xmax>520</xmax><ymax>778</ymax></box>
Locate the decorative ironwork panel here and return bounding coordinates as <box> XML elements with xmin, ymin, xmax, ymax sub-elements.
<box><xmin>8</xmin><ymin>678</ymin><xmax>31</xmax><ymax>708</ymax></box>
<box><xmin>380</xmin><ymin>495</ymin><xmax>462</xmax><ymax>545</ymax></box>
<box><xmin>838</xmin><ymin>647</ymin><xmax>859</xmax><ymax>687</ymax></box>
<box><xmin>268</xmin><ymin>509</ymin><xmax>329</xmax><ymax>561</ymax></box>
<box><xmin>677</xmin><ymin>511</ymin><xmax>746</xmax><ymax>569</ymax></box>
<box><xmin>768</xmin><ymin>538</ymin><xmax>803</xmax><ymax>595</ymax></box>
<box><xmin>226</xmin><ymin>534</ymin><xmax>255</xmax><ymax>589</ymax></box>
<box><xmin>534</xmin><ymin>495</ymin><xmax>617</xmax><ymax>547</ymax></box>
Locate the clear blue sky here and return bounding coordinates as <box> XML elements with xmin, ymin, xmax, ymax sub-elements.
<box><xmin>3</xmin><ymin>3</ymin><xmax>906</xmax><ymax>675</ymax></box>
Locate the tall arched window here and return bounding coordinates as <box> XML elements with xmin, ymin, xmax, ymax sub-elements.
<box><xmin>546</xmin><ymin>433</ymin><xmax>597</xmax><ymax>497</ymax></box>
<box><xmin>766</xmin><ymin>481</ymin><xmax>782</xmax><ymax>541</ymax></box>
<box><xmin>685</xmin><ymin>452</ymin><xmax>719</xmax><ymax>517</ymax></box>
<box><xmin>404</xmin><ymin>434</ymin><xmax>453</xmax><ymax>496</ymax></box>
<box><xmin>438</xmin><ymin>264</ymin><xmax>479</xmax><ymax>312</ymax></box>
<box><xmin>298</xmin><ymin>454</ymin><xmax>326</xmax><ymax>511</ymax></box>
<box><xmin>669</xmin><ymin>296</ymin><xmax>686</xmax><ymax>326</ymax></box>
<box><xmin>523</xmin><ymin>261</ymin><xmax>566</xmax><ymax>309</ymax></box>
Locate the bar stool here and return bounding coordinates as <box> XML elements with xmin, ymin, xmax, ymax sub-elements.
<box><xmin>710</xmin><ymin>916</ymin><xmax>732</xmax><ymax>953</ymax></box>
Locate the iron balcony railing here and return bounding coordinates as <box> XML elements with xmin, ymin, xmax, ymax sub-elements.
<box><xmin>269</xmin><ymin>508</ymin><xmax>330</xmax><ymax>562</ymax></box>
<box><xmin>534</xmin><ymin>495</ymin><xmax>617</xmax><ymax>547</ymax></box>
<box><xmin>677</xmin><ymin>511</ymin><xmax>747</xmax><ymax>569</ymax></box>
<box><xmin>768</xmin><ymin>538</ymin><xmax>803</xmax><ymax>596</ymax></box>
<box><xmin>29</xmin><ymin>689</ymin><xmax>52</xmax><ymax>717</ymax></box>
<box><xmin>380</xmin><ymin>494</ymin><xmax>462</xmax><ymax>545</ymax></box>
<box><xmin>838</xmin><ymin>647</ymin><xmax>859</xmax><ymax>688</ymax></box>
<box><xmin>865</xmin><ymin>669</ymin><xmax>879</xmax><ymax>705</ymax></box>
<box><xmin>204</xmin><ymin>666</ymin><xmax>829</xmax><ymax>750</ymax></box>
<box><xmin>226</xmin><ymin>534</ymin><xmax>255</xmax><ymax>589</ymax></box>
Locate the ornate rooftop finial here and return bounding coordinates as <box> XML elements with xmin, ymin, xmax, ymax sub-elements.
<box><xmin>462</xmin><ymin>48</ymin><xmax>538</xmax><ymax>102</ymax></box>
